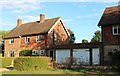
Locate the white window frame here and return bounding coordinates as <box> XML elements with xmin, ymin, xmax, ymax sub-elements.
<box><xmin>36</xmin><ymin>35</ymin><xmax>41</xmax><ymax>42</ymax></box>
<box><xmin>54</xmin><ymin>33</ymin><xmax>57</xmax><ymax>41</ymax></box>
<box><xmin>25</xmin><ymin>36</ymin><xmax>30</xmax><ymax>43</ymax></box>
<box><xmin>9</xmin><ymin>38</ymin><xmax>14</xmax><ymax>44</ymax></box>
<box><xmin>113</xmin><ymin>25</ymin><xmax>120</xmax><ymax>35</ymax></box>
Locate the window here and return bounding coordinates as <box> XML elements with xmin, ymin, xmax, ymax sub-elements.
<box><xmin>25</xmin><ymin>36</ymin><xmax>30</xmax><ymax>43</ymax></box>
<box><xmin>36</xmin><ymin>35</ymin><xmax>41</xmax><ymax>42</ymax></box>
<box><xmin>113</xmin><ymin>25</ymin><xmax>120</xmax><ymax>35</ymax></box>
<box><xmin>54</xmin><ymin>33</ymin><xmax>57</xmax><ymax>41</ymax></box>
<box><xmin>9</xmin><ymin>38</ymin><xmax>14</xmax><ymax>44</ymax></box>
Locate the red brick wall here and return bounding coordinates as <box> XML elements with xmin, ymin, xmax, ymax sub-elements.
<box><xmin>4</xmin><ymin>21</ymin><xmax>69</xmax><ymax>57</ymax></box>
<box><xmin>102</xmin><ymin>25</ymin><xmax>120</xmax><ymax>45</ymax></box>
<box><xmin>47</xmin><ymin>21</ymin><xmax>69</xmax><ymax>45</ymax></box>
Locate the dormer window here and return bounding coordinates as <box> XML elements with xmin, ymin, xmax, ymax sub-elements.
<box><xmin>9</xmin><ymin>38</ymin><xmax>14</xmax><ymax>44</ymax></box>
<box><xmin>113</xmin><ymin>25</ymin><xmax>120</xmax><ymax>35</ymax></box>
<box><xmin>25</xmin><ymin>36</ymin><xmax>30</xmax><ymax>43</ymax></box>
<box><xmin>36</xmin><ymin>35</ymin><xmax>41</xmax><ymax>42</ymax></box>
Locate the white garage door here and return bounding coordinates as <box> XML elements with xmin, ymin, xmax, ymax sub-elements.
<box><xmin>92</xmin><ymin>48</ymin><xmax>100</xmax><ymax>65</ymax></box>
<box><xmin>73</xmin><ymin>49</ymin><xmax>90</xmax><ymax>65</ymax></box>
<box><xmin>56</xmin><ymin>49</ymin><xmax>70</xmax><ymax>64</ymax></box>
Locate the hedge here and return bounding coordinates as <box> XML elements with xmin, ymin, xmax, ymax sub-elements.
<box><xmin>1</xmin><ymin>57</ymin><xmax>13</xmax><ymax>68</ymax></box>
<box><xmin>14</xmin><ymin>57</ymin><xmax>50</xmax><ymax>71</ymax></box>
<box><xmin>19</xmin><ymin>48</ymin><xmax>32</xmax><ymax>56</ymax></box>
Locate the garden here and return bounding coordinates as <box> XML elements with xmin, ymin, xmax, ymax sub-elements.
<box><xmin>0</xmin><ymin>50</ymin><xmax>120</xmax><ymax>75</ymax></box>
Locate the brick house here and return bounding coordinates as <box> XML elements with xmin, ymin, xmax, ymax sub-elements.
<box><xmin>98</xmin><ymin>6</ymin><xmax>120</xmax><ymax>64</ymax></box>
<box><xmin>3</xmin><ymin>14</ymin><xmax>70</xmax><ymax>57</ymax></box>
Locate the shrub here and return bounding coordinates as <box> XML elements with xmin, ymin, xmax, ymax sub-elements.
<box><xmin>14</xmin><ymin>57</ymin><xmax>49</xmax><ymax>71</ymax></box>
<box><xmin>19</xmin><ymin>48</ymin><xmax>32</xmax><ymax>56</ymax></box>
<box><xmin>1</xmin><ymin>57</ymin><xmax>13</xmax><ymax>68</ymax></box>
<box><xmin>111</xmin><ymin>51</ymin><xmax>120</xmax><ymax>72</ymax></box>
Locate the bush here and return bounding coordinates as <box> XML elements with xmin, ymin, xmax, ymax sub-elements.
<box><xmin>14</xmin><ymin>57</ymin><xmax>49</xmax><ymax>71</ymax></box>
<box><xmin>111</xmin><ymin>51</ymin><xmax>120</xmax><ymax>72</ymax></box>
<box><xmin>19</xmin><ymin>48</ymin><xmax>32</xmax><ymax>56</ymax></box>
<box><xmin>1</xmin><ymin>57</ymin><xmax>13</xmax><ymax>68</ymax></box>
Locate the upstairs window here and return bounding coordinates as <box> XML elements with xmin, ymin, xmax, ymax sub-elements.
<box><xmin>54</xmin><ymin>33</ymin><xmax>57</xmax><ymax>41</ymax></box>
<box><xmin>25</xmin><ymin>37</ymin><xmax>30</xmax><ymax>43</ymax></box>
<box><xmin>9</xmin><ymin>38</ymin><xmax>14</xmax><ymax>44</ymax></box>
<box><xmin>36</xmin><ymin>35</ymin><xmax>41</xmax><ymax>42</ymax></box>
<box><xmin>113</xmin><ymin>25</ymin><xmax>120</xmax><ymax>35</ymax></box>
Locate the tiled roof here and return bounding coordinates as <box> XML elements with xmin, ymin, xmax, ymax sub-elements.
<box><xmin>4</xmin><ymin>17</ymin><xmax>60</xmax><ymax>39</ymax></box>
<box><xmin>98</xmin><ymin>6</ymin><xmax>120</xmax><ymax>26</ymax></box>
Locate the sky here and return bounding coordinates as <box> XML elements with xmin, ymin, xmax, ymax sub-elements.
<box><xmin>0</xmin><ymin>0</ymin><xmax>119</xmax><ymax>43</ymax></box>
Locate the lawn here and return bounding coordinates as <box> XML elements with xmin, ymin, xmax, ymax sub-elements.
<box><xmin>0</xmin><ymin>53</ymin><xmax>2</xmax><ymax>57</ymax></box>
<box><xmin>2</xmin><ymin>68</ymin><xmax>118</xmax><ymax>74</ymax></box>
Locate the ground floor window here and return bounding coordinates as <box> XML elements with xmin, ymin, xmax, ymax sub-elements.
<box><xmin>32</xmin><ymin>50</ymin><xmax>45</xmax><ymax>56</ymax></box>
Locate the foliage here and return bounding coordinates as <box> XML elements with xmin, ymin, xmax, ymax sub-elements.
<box><xmin>14</xmin><ymin>57</ymin><xmax>49</xmax><ymax>71</ymax></box>
<box><xmin>111</xmin><ymin>51</ymin><xmax>120</xmax><ymax>72</ymax></box>
<box><xmin>67</xmin><ymin>29</ymin><xmax>75</xmax><ymax>44</ymax></box>
<box><xmin>19</xmin><ymin>48</ymin><xmax>32</xmax><ymax>56</ymax></box>
<box><xmin>1</xmin><ymin>57</ymin><xmax>13</xmax><ymax>68</ymax></box>
<box><xmin>90</xmin><ymin>30</ymin><xmax>101</xmax><ymax>43</ymax></box>
<box><xmin>82</xmin><ymin>39</ymin><xmax>88</xmax><ymax>43</ymax></box>
<box><xmin>0</xmin><ymin>30</ymin><xmax>10</xmax><ymax>42</ymax></box>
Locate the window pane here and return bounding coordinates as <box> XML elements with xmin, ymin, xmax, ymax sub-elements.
<box><xmin>37</xmin><ymin>35</ymin><xmax>40</xmax><ymax>41</ymax></box>
<box><xmin>28</xmin><ymin>38</ymin><xmax>30</xmax><ymax>42</ymax></box>
<box><xmin>118</xmin><ymin>26</ymin><xmax>120</xmax><ymax>34</ymax></box>
<box><xmin>114</xmin><ymin>29</ymin><xmax>117</xmax><ymax>34</ymax></box>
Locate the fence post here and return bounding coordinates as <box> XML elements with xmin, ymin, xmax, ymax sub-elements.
<box><xmin>89</xmin><ymin>48</ymin><xmax>92</xmax><ymax>65</ymax></box>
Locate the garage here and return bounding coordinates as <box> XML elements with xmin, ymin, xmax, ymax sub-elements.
<box><xmin>56</xmin><ymin>49</ymin><xmax>70</xmax><ymax>64</ymax></box>
<box><xmin>92</xmin><ymin>48</ymin><xmax>100</xmax><ymax>65</ymax></box>
<box><xmin>73</xmin><ymin>49</ymin><xmax>90</xmax><ymax>65</ymax></box>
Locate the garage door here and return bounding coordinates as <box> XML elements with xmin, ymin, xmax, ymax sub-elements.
<box><xmin>73</xmin><ymin>49</ymin><xmax>90</xmax><ymax>65</ymax></box>
<box><xmin>56</xmin><ymin>49</ymin><xmax>70</xmax><ymax>64</ymax></box>
<box><xmin>92</xmin><ymin>48</ymin><xmax>100</xmax><ymax>65</ymax></box>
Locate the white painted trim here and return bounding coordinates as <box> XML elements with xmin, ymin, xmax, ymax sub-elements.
<box><xmin>36</xmin><ymin>35</ymin><xmax>41</xmax><ymax>42</ymax></box>
<box><xmin>48</xmin><ymin>17</ymin><xmax>61</xmax><ymax>34</ymax></box>
<box><xmin>9</xmin><ymin>38</ymin><xmax>14</xmax><ymax>44</ymax></box>
<box><xmin>48</xmin><ymin>17</ymin><xmax>71</xmax><ymax>38</ymax></box>
<box><xmin>60</xmin><ymin>18</ymin><xmax>71</xmax><ymax>38</ymax></box>
<box><xmin>112</xmin><ymin>25</ymin><xmax>120</xmax><ymax>35</ymax></box>
<box><xmin>25</xmin><ymin>36</ymin><xmax>30</xmax><ymax>43</ymax></box>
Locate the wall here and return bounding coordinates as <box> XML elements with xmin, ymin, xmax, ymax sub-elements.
<box><xmin>102</xmin><ymin>25</ymin><xmax>120</xmax><ymax>64</ymax></box>
<box><xmin>47</xmin><ymin>21</ymin><xmax>69</xmax><ymax>46</ymax></box>
<box><xmin>102</xmin><ymin>25</ymin><xmax>120</xmax><ymax>45</ymax></box>
<box><xmin>4</xmin><ymin>21</ymin><xmax>69</xmax><ymax>57</ymax></box>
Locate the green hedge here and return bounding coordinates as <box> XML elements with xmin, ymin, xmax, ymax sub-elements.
<box><xmin>19</xmin><ymin>48</ymin><xmax>32</xmax><ymax>56</ymax></box>
<box><xmin>14</xmin><ymin>57</ymin><xmax>49</xmax><ymax>71</ymax></box>
<box><xmin>1</xmin><ymin>57</ymin><xmax>13</xmax><ymax>68</ymax></box>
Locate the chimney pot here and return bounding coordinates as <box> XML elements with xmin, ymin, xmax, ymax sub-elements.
<box><xmin>40</xmin><ymin>14</ymin><xmax>45</xmax><ymax>23</ymax></box>
<box><xmin>17</xmin><ymin>19</ymin><xmax>22</xmax><ymax>26</ymax></box>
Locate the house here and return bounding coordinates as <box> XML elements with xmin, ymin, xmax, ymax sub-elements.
<box><xmin>98</xmin><ymin>6</ymin><xmax>120</xmax><ymax>64</ymax></box>
<box><xmin>3</xmin><ymin>14</ymin><xmax>70</xmax><ymax>57</ymax></box>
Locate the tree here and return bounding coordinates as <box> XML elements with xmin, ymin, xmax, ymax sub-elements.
<box><xmin>82</xmin><ymin>39</ymin><xmax>88</xmax><ymax>43</ymax></box>
<box><xmin>90</xmin><ymin>30</ymin><xmax>101</xmax><ymax>43</ymax></box>
<box><xmin>67</xmin><ymin>29</ymin><xmax>75</xmax><ymax>44</ymax></box>
<box><xmin>0</xmin><ymin>30</ymin><xmax>10</xmax><ymax>42</ymax></box>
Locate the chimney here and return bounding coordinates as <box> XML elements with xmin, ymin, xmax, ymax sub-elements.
<box><xmin>17</xmin><ymin>19</ymin><xmax>22</xmax><ymax>26</ymax></box>
<box><xmin>40</xmin><ymin>14</ymin><xmax>45</xmax><ymax>23</ymax></box>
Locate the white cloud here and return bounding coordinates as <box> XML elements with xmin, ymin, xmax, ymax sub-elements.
<box><xmin>1</xmin><ymin>0</ymin><xmax>40</xmax><ymax>13</ymax></box>
<box><xmin>18</xmin><ymin>16</ymin><xmax>39</xmax><ymax>23</ymax></box>
<box><xmin>86</xmin><ymin>13</ymin><xmax>99</xmax><ymax>17</ymax></box>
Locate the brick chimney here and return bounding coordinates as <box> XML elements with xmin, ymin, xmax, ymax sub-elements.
<box><xmin>17</xmin><ymin>19</ymin><xmax>22</xmax><ymax>26</ymax></box>
<box><xmin>40</xmin><ymin>14</ymin><xmax>45</xmax><ymax>23</ymax></box>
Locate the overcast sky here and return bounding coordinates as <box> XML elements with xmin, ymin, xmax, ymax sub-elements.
<box><xmin>0</xmin><ymin>0</ymin><xmax>119</xmax><ymax>42</ymax></box>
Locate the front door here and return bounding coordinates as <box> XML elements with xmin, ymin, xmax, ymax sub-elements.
<box><xmin>50</xmin><ymin>50</ymin><xmax>54</xmax><ymax>60</ymax></box>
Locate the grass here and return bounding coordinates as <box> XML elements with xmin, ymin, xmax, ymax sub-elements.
<box><xmin>0</xmin><ymin>53</ymin><xmax>2</xmax><ymax>57</ymax></box>
<box><xmin>2</xmin><ymin>68</ymin><xmax>118</xmax><ymax>74</ymax></box>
